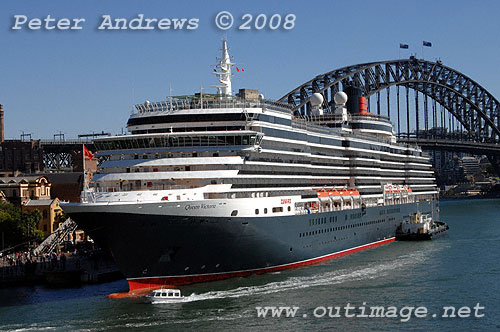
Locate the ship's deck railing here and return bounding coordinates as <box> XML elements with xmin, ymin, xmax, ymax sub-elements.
<box><xmin>294</xmin><ymin>113</ymin><xmax>392</xmax><ymax>125</ymax></box>
<box><xmin>132</xmin><ymin>97</ymin><xmax>292</xmax><ymax>116</ymax></box>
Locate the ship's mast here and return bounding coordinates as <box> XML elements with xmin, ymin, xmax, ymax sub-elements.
<box><xmin>214</xmin><ymin>39</ymin><xmax>232</xmax><ymax>96</ymax></box>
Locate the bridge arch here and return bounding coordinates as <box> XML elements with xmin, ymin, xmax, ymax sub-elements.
<box><xmin>279</xmin><ymin>59</ymin><xmax>500</xmax><ymax>143</ymax></box>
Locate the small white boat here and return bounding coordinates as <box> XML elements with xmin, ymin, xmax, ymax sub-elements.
<box><xmin>149</xmin><ymin>288</ymin><xmax>187</xmax><ymax>304</ymax></box>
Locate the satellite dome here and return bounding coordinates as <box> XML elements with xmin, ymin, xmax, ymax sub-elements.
<box><xmin>145</xmin><ymin>100</ymin><xmax>151</xmax><ymax>105</ymax></box>
<box><xmin>334</xmin><ymin>91</ymin><xmax>348</xmax><ymax>105</ymax></box>
<box><xmin>258</xmin><ymin>94</ymin><xmax>265</xmax><ymax>100</ymax></box>
<box><xmin>310</xmin><ymin>93</ymin><xmax>324</xmax><ymax>106</ymax></box>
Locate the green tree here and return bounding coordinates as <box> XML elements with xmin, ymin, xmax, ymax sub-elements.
<box><xmin>21</xmin><ymin>209</ymin><xmax>44</xmax><ymax>243</ymax></box>
<box><xmin>0</xmin><ymin>202</ymin><xmax>43</xmax><ymax>248</ymax></box>
<box><xmin>0</xmin><ymin>202</ymin><xmax>20</xmax><ymax>247</ymax></box>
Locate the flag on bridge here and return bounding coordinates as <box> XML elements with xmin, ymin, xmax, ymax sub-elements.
<box><xmin>423</xmin><ymin>41</ymin><xmax>432</xmax><ymax>47</ymax></box>
<box><xmin>400</xmin><ymin>43</ymin><xmax>409</xmax><ymax>49</ymax></box>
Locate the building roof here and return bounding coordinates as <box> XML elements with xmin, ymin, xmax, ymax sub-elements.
<box><xmin>41</xmin><ymin>172</ymin><xmax>83</xmax><ymax>184</ymax></box>
<box><xmin>0</xmin><ymin>175</ymin><xmax>49</xmax><ymax>185</ymax></box>
<box><xmin>24</xmin><ymin>199</ymin><xmax>56</xmax><ymax>206</ymax></box>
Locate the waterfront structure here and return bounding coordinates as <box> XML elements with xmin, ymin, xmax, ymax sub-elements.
<box><xmin>62</xmin><ymin>41</ymin><xmax>438</xmax><ymax>292</ymax></box>
<box><xmin>461</xmin><ymin>156</ymin><xmax>480</xmax><ymax>175</ymax></box>
<box><xmin>0</xmin><ymin>175</ymin><xmax>51</xmax><ymax>204</ymax></box>
<box><xmin>21</xmin><ymin>198</ymin><xmax>64</xmax><ymax>236</ymax></box>
<box><xmin>0</xmin><ymin>140</ymin><xmax>44</xmax><ymax>176</ymax></box>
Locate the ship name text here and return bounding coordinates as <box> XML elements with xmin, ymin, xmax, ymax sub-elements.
<box><xmin>185</xmin><ymin>204</ymin><xmax>217</xmax><ymax>211</ymax></box>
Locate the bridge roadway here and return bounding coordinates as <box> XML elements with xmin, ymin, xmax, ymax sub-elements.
<box><xmin>397</xmin><ymin>136</ymin><xmax>500</xmax><ymax>175</ymax></box>
<box><xmin>397</xmin><ymin>137</ymin><xmax>500</xmax><ymax>156</ymax></box>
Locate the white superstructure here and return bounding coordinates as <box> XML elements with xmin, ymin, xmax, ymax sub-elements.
<box><xmin>81</xmin><ymin>40</ymin><xmax>438</xmax><ymax>218</ymax></box>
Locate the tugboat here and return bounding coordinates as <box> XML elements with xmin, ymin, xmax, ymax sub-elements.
<box><xmin>396</xmin><ymin>213</ymin><xmax>449</xmax><ymax>241</ymax></box>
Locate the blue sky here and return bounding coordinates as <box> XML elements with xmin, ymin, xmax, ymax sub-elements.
<box><xmin>1</xmin><ymin>0</ymin><xmax>500</xmax><ymax>138</ymax></box>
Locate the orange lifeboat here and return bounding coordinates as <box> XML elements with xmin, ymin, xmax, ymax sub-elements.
<box><xmin>315</xmin><ymin>188</ymin><xmax>360</xmax><ymax>197</ymax></box>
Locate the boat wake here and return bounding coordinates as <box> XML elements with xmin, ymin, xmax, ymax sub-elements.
<box><xmin>181</xmin><ymin>247</ymin><xmax>434</xmax><ymax>303</ymax></box>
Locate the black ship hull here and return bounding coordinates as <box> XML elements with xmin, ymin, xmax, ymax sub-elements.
<box><xmin>66</xmin><ymin>200</ymin><xmax>438</xmax><ymax>292</ymax></box>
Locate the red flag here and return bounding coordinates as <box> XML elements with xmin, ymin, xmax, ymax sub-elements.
<box><xmin>84</xmin><ymin>145</ymin><xmax>94</xmax><ymax>159</ymax></box>
<box><xmin>235</xmin><ymin>66</ymin><xmax>240</xmax><ymax>72</ymax></box>
<box><xmin>241</xmin><ymin>68</ymin><xmax>244</xmax><ymax>72</ymax></box>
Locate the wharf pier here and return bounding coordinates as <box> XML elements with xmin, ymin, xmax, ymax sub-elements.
<box><xmin>0</xmin><ymin>250</ymin><xmax>123</xmax><ymax>287</ymax></box>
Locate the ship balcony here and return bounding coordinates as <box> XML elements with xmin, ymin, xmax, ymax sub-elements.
<box><xmin>93</xmin><ymin>131</ymin><xmax>264</xmax><ymax>153</ymax></box>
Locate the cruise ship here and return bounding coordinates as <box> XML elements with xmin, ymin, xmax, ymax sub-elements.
<box><xmin>62</xmin><ymin>41</ymin><xmax>439</xmax><ymax>292</ymax></box>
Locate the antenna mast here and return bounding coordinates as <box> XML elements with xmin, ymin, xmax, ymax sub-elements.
<box><xmin>213</xmin><ymin>39</ymin><xmax>232</xmax><ymax>96</ymax></box>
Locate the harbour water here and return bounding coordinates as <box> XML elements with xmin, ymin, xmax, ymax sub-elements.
<box><xmin>0</xmin><ymin>199</ymin><xmax>499</xmax><ymax>331</ymax></box>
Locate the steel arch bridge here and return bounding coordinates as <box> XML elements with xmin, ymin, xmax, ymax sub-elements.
<box><xmin>279</xmin><ymin>58</ymin><xmax>500</xmax><ymax>143</ymax></box>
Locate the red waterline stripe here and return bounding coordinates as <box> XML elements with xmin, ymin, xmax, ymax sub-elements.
<box><xmin>126</xmin><ymin>237</ymin><xmax>395</xmax><ymax>293</ymax></box>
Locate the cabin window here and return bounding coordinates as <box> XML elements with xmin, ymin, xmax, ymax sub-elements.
<box><xmin>264</xmin><ymin>208</ymin><xmax>268</xmax><ymax>214</ymax></box>
<box><xmin>231</xmin><ymin>210</ymin><xmax>238</xmax><ymax>216</ymax></box>
<box><xmin>288</xmin><ymin>206</ymin><xmax>291</xmax><ymax>212</ymax></box>
<box><xmin>255</xmin><ymin>209</ymin><xmax>259</xmax><ymax>215</ymax></box>
<box><xmin>272</xmin><ymin>207</ymin><xmax>283</xmax><ymax>213</ymax></box>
